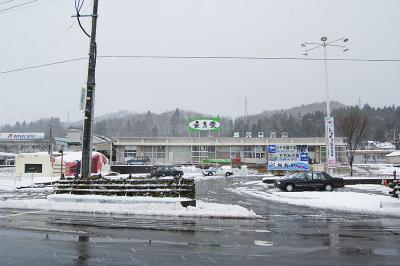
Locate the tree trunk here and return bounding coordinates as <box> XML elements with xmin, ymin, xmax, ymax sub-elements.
<box><xmin>349</xmin><ymin>153</ymin><xmax>354</xmax><ymax>177</ymax></box>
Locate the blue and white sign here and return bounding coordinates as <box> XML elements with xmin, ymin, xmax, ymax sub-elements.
<box><xmin>267</xmin><ymin>145</ymin><xmax>309</xmax><ymax>171</ymax></box>
<box><xmin>268</xmin><ymin>145</ymin><xmax>276</xmax><ymax>153</ymax></box>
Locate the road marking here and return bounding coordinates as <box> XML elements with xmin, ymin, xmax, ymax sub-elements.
<box><xmin>9</xmin><ymin>210</ymin><xmax>42</xmax><ymax>217</ymax></box>
<box><xmin>129</xmin><ymin>255</ymin><xmax>140</xmax><ymax>264</ymax></box>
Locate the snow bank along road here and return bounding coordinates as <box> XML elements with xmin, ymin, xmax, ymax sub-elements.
<box><xmin>0</xmin><ymin>175</ymin><xmax>399</xmax><ymax>265</ymax></box>
<box><xmin>229</xmin><ymin>182</ymin><xmax>400</xmax><ymax>217</ymax></box>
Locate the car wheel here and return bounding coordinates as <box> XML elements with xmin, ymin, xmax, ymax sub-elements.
<box><xmin>225</xmin><ymin>172</ymin><xmax>230</xmax><ymax>177</ymax></box>
<box><xmin>324</xmin><ymin>184</ymin><xmax>333</xmax><ymax>192</ymax></box>
<box><xmin>208</xmin><ymin>172</ymin><xmax>213</xmax><ymax>176</ymax></box>
<box><xmin>285</xmin><ymin>184</ymin><xmax>294</xmax><ymax>192</ymax></box>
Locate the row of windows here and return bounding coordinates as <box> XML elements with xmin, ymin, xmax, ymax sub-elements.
<box><xmin>122</xmin><ymin>145</ymin><xmax>347</xmax><ymax>162</ymax></box>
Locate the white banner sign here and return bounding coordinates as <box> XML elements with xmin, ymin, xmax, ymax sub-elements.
<box><xmin>0</xmin><ymin>133</ymin><xmax>45</xmax><ymax>141</ymax></box>
<box><xmin>324</xmin><ymin>117</ymin><xmax>336</xmax><ymax>168</ymax></box>
<box><xmin>188</xmin><ymin>118</ymin><xmax>221</xmax><ymax>131</ymax></box>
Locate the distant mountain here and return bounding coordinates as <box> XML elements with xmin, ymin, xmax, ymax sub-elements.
<box><xmin>2</xmin><ymin>102</ymin><xmax>399</xmax><ymax>142</ymax></box>
<box><xmin>256</xmin><ymin>101</ymin><xmax>346</xmax><ymax>119</ymax></box>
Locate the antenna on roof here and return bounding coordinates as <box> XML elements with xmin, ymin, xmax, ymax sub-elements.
<box><xmin>244</xmin><ymin>96</ymin><xmax>248</xmax><ymax>120</ymax></box>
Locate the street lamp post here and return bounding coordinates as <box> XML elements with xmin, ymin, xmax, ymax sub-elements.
<box><xmin>301</xmin><ymin>37</ymin><xmax>349</xmax><ymax>172</ymax></box>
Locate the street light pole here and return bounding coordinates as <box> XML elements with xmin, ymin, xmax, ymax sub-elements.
<box><xmin>301</xmin><ymin>37</ymin><xmax>349</xmax><ymax>172</ymax></box>
<box><xmin>322</xmin><ymin>44</ymin><xmax>331</xmax><ymax>117</ymax></box>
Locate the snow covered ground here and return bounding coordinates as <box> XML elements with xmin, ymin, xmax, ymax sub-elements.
<box><xmin>229</xmin><ymin>182</ymin><xmax>400</xmax><ymax>217</ymax></box>
<box><xmin>0</xmin><ymin>175</ymin><xmax>59</xmax><ymax>191</ymax></box>
<box><xmin>346</xmin><ymin>184</ymin><xmax>393</xmax><ymax>194</ymax></box>
<box><xmin>0</xmin><ymin>195</ymin><xmax>258</xmax><ymax>219</ymax></box>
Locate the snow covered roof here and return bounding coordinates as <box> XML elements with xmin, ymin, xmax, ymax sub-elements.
<box><xmin>386</xmin><ymin>150</ymin><xmax>400</xmax><ymax>157</ymax></box>
<box><xmin>61</xmin><ymin>151</ymin><xmax>105</xmax><ymax>163</ymax></box>
<box><xmin>0</xmin><ymin>152</ymin><xmax>16</xmax><ymax>157</ymax></box>
<box><xmin>366</xmin><ymin>141</ymin><xmax>395</xmax><ymax>150</ymax></box>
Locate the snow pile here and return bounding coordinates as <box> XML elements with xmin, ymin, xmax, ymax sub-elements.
<box><xmin>229</xmin><ymin>187</ymin><xmax>400</xmax><ymax>217</ymax></box>
<box><xmin>346</xmin><ymin>184</ymin><xmax>392</xmax><ymax>194</ymax></box>
<box><xmin>176</xmin><ymin>166</ymin><xmax>203</xmax><ymax>178</ymax></box>
<box><xmin>47</xmin><ymin>194</ymin><xmax>192</xmax><ymax>204</ymax></box>
<box><xmin>0</xmin><ymin>194</ymin><xmax>258</xmax><ymax>219</ymax></box>
<box><xmin>0</xmin><ymin>176</ymin><xmax>59</xmax><ymax>191</ymax></box>
<box><xmin>386</xmin><ymin>150</ymin><xmax>400</xmax><ymax>157</ymax></box>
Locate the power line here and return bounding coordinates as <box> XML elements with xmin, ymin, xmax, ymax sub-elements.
<box><xmin>0</xmin><ymin>0</ymin><xmax>17</xmax><ymax>5</ymax></box>
<box><xmin>98</xmin><ymin>55</ymin><xmax>400</xmax><ymax>62</ymax></box>
<box><xmin>1</xmin><ymin>55</ymin><xmax>400</xmax><ymax>75</ymax></box>
<box><xmin>0</xmin><ymin>0</ymin><xmax>40</xmax><ymax>13</ymax></box>
<box><xmin>0</xmin><ymin>57</ymin><xmax>87</xmax><ymax>74</ymax></box>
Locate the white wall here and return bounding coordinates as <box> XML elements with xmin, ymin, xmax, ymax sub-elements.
<box><xmin>15</xmin><ymin>153</ymin><xmax>53</xmax><ymax>177</ymax></box>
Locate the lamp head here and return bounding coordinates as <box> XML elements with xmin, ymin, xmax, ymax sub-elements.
<box><xmin>321</xmin><ymin>37</ymin><xmax>328</xmax><ymax>42</ymax></box>
<box><xmin>343</xmin><ymin>38</ymin><xmax>349</xmax><ymax>42</ymax></box>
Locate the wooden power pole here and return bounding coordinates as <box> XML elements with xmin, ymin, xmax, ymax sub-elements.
<box><xmin>81</xmin><ymin>0</ymin><xmax>99</xmax><ymax>178</ymax></box>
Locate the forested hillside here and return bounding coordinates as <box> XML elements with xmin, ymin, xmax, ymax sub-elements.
<box><xmin>1</xmin><ymin>103</ymin><xmax>399</xmax><ymax>142</ymax></box>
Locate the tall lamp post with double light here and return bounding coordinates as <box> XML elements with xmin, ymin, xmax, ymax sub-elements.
<box><xmin>301</xmin><ymin>37</ymin><xmax>349</xmax><ymax>171</ymax></box>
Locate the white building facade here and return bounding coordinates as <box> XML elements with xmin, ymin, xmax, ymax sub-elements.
<box><xmin>113</xmin><ymin>137</ymin><xmax>347</xmax><ymax>165</ymax></box>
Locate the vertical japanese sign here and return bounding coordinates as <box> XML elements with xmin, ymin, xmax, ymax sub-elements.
<box><xmin>325</xmin><ymin>117</ymin><xmax>336</xmax><ymax>168</ymax></box>
<box><xmin>79</xmin><ymin>87</ymin><xmax>87</xmax><ymax>111</ymax></box>
<box><xmin>188</xmin><ymin>117</ymin><xmax>221</xmax><ymax>131</ymax></box>
<box><xmin>267</xmin><ymin>144</ymin><xmax>309</xmax><ymax>171</ymax></box>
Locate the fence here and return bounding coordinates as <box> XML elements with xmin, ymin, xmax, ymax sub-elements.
<box><xmin>53</xmin><ymin>177</ymin><xmax>196</xmax><ymax>206</ymax></box>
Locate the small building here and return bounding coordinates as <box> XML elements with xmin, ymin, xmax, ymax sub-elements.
<box><xmin>0</xmin><ymin>132</ymin><xmax>48</xmax><ymax>154</ymax></box>
<box><xmin>354</xmin><ymin>149</ymin><xmax>395</xmax><ymax>164</ymax></box>
<box><xmin>386</xmin><ymin>151</ymin><xmax>400</xmax><ymax>164</ymax></box>
<box><xmin>15</xmin><ymin>151</ymin><xmax>110</xmax><ymax>177</ymax></box>
<box><xmin>15</xmin><ymin>152</ymin><xmax>54</xmax><ymax>177</ymax></box>
<box><xmin>65</xmin><ymin>129</ymin><xmax>113</xmax><ymax>159</ymax></box>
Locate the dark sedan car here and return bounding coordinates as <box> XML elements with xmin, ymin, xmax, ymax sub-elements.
<box><xmin>150</xmin><ymin>165</ymin><xmax>184</xmax><ymax>177</ymax></box>
<box><xmin>274</xmin><ymin>171</ymin><xmax>344</xmax><ymax>192</ymax></box>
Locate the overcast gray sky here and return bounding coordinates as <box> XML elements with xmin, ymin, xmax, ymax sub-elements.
<box><xmin>0</xmin><ymin>0</ymin><xmax>399</xmax><ymax>124</ymax></box>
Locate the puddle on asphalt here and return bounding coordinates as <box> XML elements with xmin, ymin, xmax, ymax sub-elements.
<box><xmin>372</xmin><ymin>248</ymin><xmax>399</xmax><ymax>256</ymax></box>
<box><xmin>254</xmin><ymin>240</ymin><xmax>274</xmax><ymax>247</ymax></box>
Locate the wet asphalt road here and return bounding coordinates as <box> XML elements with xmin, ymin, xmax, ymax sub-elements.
<box><xmin>0</xmin><ymin>175</ymin><xmax>399</xmax><ymax>265</ymax></box>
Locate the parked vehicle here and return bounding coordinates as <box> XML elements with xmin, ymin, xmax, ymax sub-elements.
<box><xmin>202</xmin><ymin>166</ymin><xmax>234</xmax><ymax>177</ymax></box>
<box><xmin>150</xmin><ymin>165</ymin><xmax>184</xmax><ymax>177</ymax></box>
<box><xmin>274</xmin><ymin>171</ymin><xmax>344</xmax><ymax>192</ymax></box>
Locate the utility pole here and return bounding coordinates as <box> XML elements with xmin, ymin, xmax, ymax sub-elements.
<box><xmin>48</xmin><ymin>124</ymin><xmax>53</xmax><ymax>156</ymax></box>
<box><xmin>81</xmin><ymin>0</ymin><xmax>99</xmax><ymax>178</ymax></box>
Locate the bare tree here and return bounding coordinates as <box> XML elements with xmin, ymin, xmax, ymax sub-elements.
<box><xmin>337</xmin><ymin>108</ymin><xmax>368</xmax><ymax>176</ymax></box>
